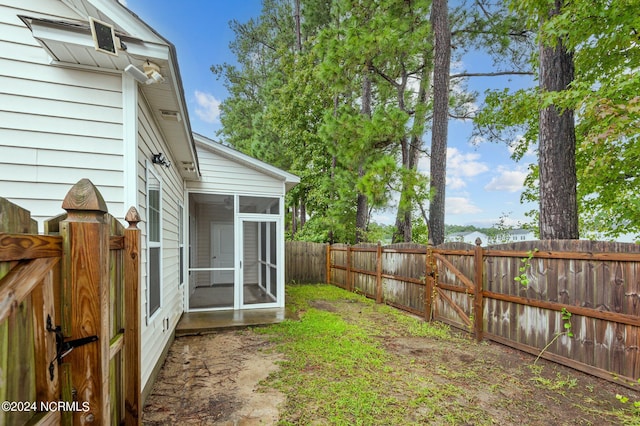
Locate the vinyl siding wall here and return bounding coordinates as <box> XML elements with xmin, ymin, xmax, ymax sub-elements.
<box><xmin>136</xmin><ymin>94</ymin><xmax>185</xmax><ymax>390</ymax></box>
<box><xmin>0</xmin><ymin>0</ymin><xmax>125</xmax><ymax>228</ymax></box>
<box><xmin>188</xmin><ymin>147</ymin><xmax>285</xmax><ymax>195</ymax></box>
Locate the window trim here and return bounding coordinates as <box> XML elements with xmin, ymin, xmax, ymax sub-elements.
<box><xmin>146</xmin><ymin>162</ymin><xmax>162</xmax><ymax>322</ymax></box>
<box><xmin>178</xmin><ymin>202</ymin><xmax>184</xmax><ymax>286</ymax></box>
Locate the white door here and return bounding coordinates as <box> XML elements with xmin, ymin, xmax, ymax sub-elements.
<box><xmin>240</xmin><ymin>219</ymin><xmax>279</xmax><ymax>307</ymax></box>
<box><xmin>211</xmin><ymin>222</ymin><xmax>234</xmax><ymax>284</ymax></box>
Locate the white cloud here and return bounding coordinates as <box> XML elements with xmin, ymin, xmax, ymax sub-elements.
<box><xmin>447</xmin><ymin>176</ymin><xmax>466</xmax><ymax>190</ymax></box>
<box><xmin>194</xmin><ymin>91</ymin><xmax>221</xmax><ymax>124</ymax></box>
<box><xmin>484</xmin><ymin>167</ymin><xmax>528</xmax><ymax>192</ymax></box>
<box><xmin>418</xmin><ymin>148</ymin><xmax>489</xmax><ymax>190</ymax></box>
<box><xmin>447</xmin><ymin>148</ymin><xmax>488</xmax><ymax>176</ymax></box>
<box><xmin>446</xmin><ymin>197</ymin><xmax>482</xmax><ymax>215</ymax></box>
<box><xmin>445</xmin><ymin>147</ymin><xmax>489</xmax><ymax>189</ymax></box>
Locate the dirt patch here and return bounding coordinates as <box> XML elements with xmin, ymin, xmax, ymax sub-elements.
<box><xmin>142</xmin><ymin>331</ymin><xmax>284</xmax><ymax>425</ymax></box>
<box><xmin>143</xmin><ymin>296</ymin><xmax>640</xmax><ymax>425</ymax></box>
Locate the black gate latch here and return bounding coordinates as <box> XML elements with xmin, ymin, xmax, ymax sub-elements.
<box><xmin>46</xmin><ymin>315</ymin><xmax>98</xmax><ymax>381</ymax></box>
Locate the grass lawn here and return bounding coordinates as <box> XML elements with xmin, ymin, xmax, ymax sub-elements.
<box><xmin>255</xmin><ymin>283</ymin><xmax>640</xmax><ymax>425</ymax></box>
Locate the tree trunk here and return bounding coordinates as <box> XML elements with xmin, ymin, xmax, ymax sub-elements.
<box><xmin>538</xmin><ymin>0</ymin><xmax>578</xmax><ymax>240</ymax></box>
<box><xmin>294</xmin><ymin>0</ymin><xmax>302</xmax><ymax>52</ymax></box>
<box><xmin>428</xmin><ymin>0</ymin><xmax>450</xmax><ymax>246</ymax></box>
<box><xmin>356</xmin><ymin>70</ymin><xmax>372</xmax><ymax>243</ymax></box>
<box><xmin>394</xmin><ymin>48</ymin><xmax>432</xmax><ymax>243</ymax></box>
<box><xmin>292</xmin><ymin>203</ymin><xmax>298</xmax><ymax>236</ymax></box>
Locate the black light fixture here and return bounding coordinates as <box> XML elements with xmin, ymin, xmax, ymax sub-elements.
<box><xmin>152</xmin><ymin>153</ymin><xmax>171</xmax><ymax>168</ymax></box>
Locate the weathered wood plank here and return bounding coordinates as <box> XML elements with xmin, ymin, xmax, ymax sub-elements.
<box><xmin>7</xmin><ymin>297</ymin><xmax>36</xmax><ymax>426</ymax></box>
<box><xmin>0</xmin><ymin>233</ymin><xmax>62</xmax><ymax>261</ymax></box>
<box><xmin>483</xmin><ymin>290</ymin><xmax>640</xmax><ymax>327</ymax></box>
<box><xmin>0</xmin><ymin>197</ymin><xmax>32</xmax><ymax>234</ymax></box>
<box><xmin>436</xmin><ymin>287</ymin><xmax>472</xmax><ymax>327</ymax></box>
<box><xmin>0</xmin><ymin>257</ymin><xmax>60</xmax><ymax>324</ymax></box>
<box><xmin>31</xmin><ymin>275</ymin><xmax>59</xmax><ymax>404</ymax></box>
<box><xmin>485</xmin><ymin>249</ymin><xmax>640</xmax><ymax>262</ymax></box>
<box><xmin>25</xmin><ymin>409</ymin><xmax>61</xmax><ymax>425</ymax></box>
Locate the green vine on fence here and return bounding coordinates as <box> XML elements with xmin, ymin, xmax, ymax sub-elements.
<box><xmin>514</xmin><ymin>248</ymin><xmax>539</xmax><ymax>287</ymax></box>
<box><xmin>534</xmin><ymin>307</ymin><xmax>573</xmax><ymax>365</ymax></box>
<box><xmin>561</xmin><ymin>307</ymin><xmax>573</xmax><ymax>338</ymax></box>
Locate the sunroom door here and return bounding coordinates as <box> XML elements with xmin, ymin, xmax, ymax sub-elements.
<box><xmin>188</xmin><ymin>193</ymin><xmax>235</xmax><ymax>310</ymax></box>
<box><xmin>240</xmin><ymin>218</ymin><xmax>280</xmax><ymax>308</ymax></box>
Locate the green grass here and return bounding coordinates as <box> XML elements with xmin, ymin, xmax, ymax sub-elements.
<box><xmin>256</xmin><ymin>284</ymin><xmax>493</xmax><ymax>425</ymax></box>
<box><xmin>255</xmin><ymin>283</ymin><xmax>640</xmax><ymax>425</ymax></box>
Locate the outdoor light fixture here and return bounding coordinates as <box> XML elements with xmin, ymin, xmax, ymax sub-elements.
<box><xmin>152</xmin><ymin>153</ymin><xmax>171</xmax><ymax>168</ymax></box>
<box><xmin>124</xmin><ymin>60</ymin><xmax>165</xmax><ymax>85</ymax></box>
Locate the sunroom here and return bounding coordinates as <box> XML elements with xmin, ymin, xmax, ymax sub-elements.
<box><xmin>185</xmin><ymin>134</ymin><xmax>299</xmax><ymax>312</ymax></box>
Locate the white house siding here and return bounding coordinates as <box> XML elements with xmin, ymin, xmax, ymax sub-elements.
<box><xmin>136</xmin><ymin>94</ymin><xmax>185</xmax><ymax>391</ymax></box>
<box><xmin>188</xmin><ymin>148</ymin><xmax>284</xmax><ymax>195</ymax></box>
<box><xmin>0</xmin><ymin>1</ymin><xmax>125</xmax><ymax>228</ymax></box>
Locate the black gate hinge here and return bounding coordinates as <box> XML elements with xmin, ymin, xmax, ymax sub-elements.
<box><xmin>46</xmin><ymin>315</ymin><xmax>98</xmax><ymax>381</ymax></box>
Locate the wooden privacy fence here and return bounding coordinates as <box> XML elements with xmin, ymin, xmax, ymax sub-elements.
<box><xmin>285</xmin><ymin>241</ymin><xmax>327</xmax><ymax>283</ymax></box>
<box><xmin>286</xmin><ymin>239</ymin><xmax>640</xmax><ymax>387</ymax></box>
<box><xmin>0</xmin><ymin>179</ymin><xmax>141</xmax><ymax>425</ymax></box>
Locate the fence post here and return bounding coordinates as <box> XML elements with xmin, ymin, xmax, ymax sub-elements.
<box><xmin>376</xmin><ymin>242</ymin><xmax>382</xmax><ymax>303</ymax></box>
<box><xmin>346</xmin><ymin>244</ymin><xmax>352</xmax><ymax>292</ymax></box>
<box><xmin>60</xmin><ymin>179</ymin><xmax>110</xmax><ymax>425</ymax></box>
<box><xmin>123</xmin><ymin>207</ymin><xmax>141</xmax><ymax>425</ymax></box>
<box><xmin>425</xmin><ymin>244</ymin><xmax>434</xmax><ymax>321</ymax></box>
<box><xmin>325</xmin><ymin>244</ymin><xmax>331</xmax><ymax>285</ymax></box>
<box><xmin>474</xmin><ymin>238</ymin><xmax>484</xmax><ymax>342</ymax></box>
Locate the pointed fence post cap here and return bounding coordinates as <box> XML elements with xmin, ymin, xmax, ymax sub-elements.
<box><xmin>125</xmin><ymin>206</ymin><xmax>141</xmax><ymax>229</ymax></box>
<box><xmin>475</xmin><ymin>238</ymin><xmax>482</xmax><ymax>246</ymax></box>
<box><xmin>62</xmin><ymin>179</ymin><xmax>108</xmax><ymax>213</ymax></box>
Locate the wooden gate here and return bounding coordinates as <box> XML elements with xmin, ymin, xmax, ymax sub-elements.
<box><xmin>428</xmin><ymin>241</ymin><xmax>484</xmax><ymax>340</ymax></box>
<box><xmin>0</xmin><ymin>179</ymin><xmax>141</xmax><ymax>425</ymax></box>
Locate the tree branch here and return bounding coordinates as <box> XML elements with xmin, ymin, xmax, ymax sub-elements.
<box><xmin>450</xmin><ymin>71</ymin><xmax>533</xmax><ymax>79</ymax></box>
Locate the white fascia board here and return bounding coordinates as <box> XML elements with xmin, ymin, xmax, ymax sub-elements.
<box><xmin>122</xmin><ymin>40</ymin><xmax>170</xmax><ymax>63</ymax></box>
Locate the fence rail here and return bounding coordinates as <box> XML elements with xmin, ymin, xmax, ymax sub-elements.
<box><xmin>286</xmin><ymin>239</ymin><xmax>640</xmax><ymax>388</ymax></box>
<box><xmin>0</xmin><ymin>179</ymin><xmax>141</xmax><ymax>425</ymax></box>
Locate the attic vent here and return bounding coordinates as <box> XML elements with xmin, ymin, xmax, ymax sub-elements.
<box><xmin>160</xmin><ymin>110</ymin><xmax>181</xmax><ymax>122</ymax></box>
<box><xmin>181</xmin><ymin>161</ymin><xmax>195</xmax><ymax>173</ymax></box>
<box><xmin>89</xmin><ymin>17</ymin><xmax>118</xmax><ymax>56</ymax></box>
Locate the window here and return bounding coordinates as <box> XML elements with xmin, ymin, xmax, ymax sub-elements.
<box><xmin>239</xmin><ymin>196</ymin><xmax>279</xmax><ymax>214</ymax></box>
<box><xmin>147</xmin><ymin>166</ymin><xmax>162</xmax><ymax>319</ymax></box>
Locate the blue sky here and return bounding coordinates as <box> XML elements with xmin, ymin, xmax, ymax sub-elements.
<box><xmin>124</xmin><ymin>1</ymin><xmax>537</xmax><ymax>229</ymax></box>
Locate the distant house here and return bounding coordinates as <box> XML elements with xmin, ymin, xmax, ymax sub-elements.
<box><xmin>446</xmin><ymin>228</ymin><xmax>537</xmax><ymax>246</ymax></box>
<box><xmin>445</xmin><ymin>231</ymin><xmax>489</xmax><ymax>245</ymax></box>
<box><xmin>489</xmin><ymin>228</ymin><xmax>537</xmax><ymax>244</ymax></box>
<box><xmin>0</xmin><ymin>0</ymin><xmax>298</xmax><ymax>403</ymax></box>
